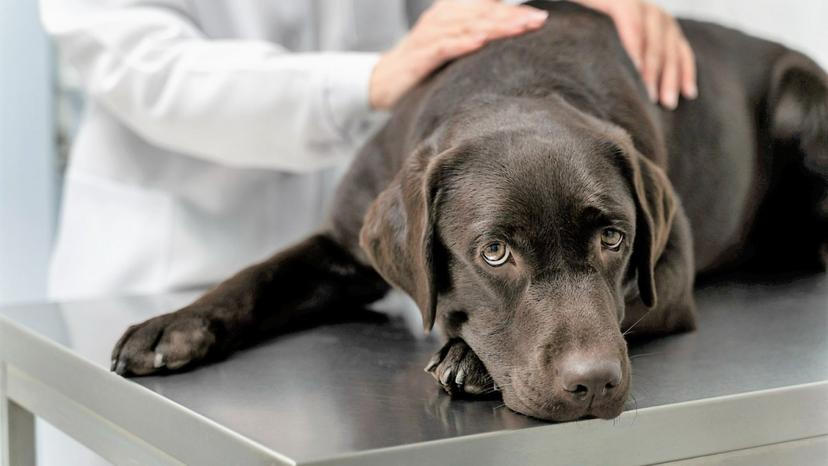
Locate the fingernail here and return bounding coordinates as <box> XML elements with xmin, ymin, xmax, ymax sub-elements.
<box><xmin>440</xmin><ymin>369</ymin><xmax>453</xmax><ymax>385</ymax></box>
<box><xmin>647</xmin><ymin>84</ymin><xmax>658</xmax><ymax>103</ymax></box>
<box><xmin>110</xmin><ymin>359</ymin><xmax>117</xmax><ymax>371</ymax></box>
<box><xmin>663</xmin><ymin>92</ymin><xmax>678</xmax><ymax>110</ymax></box>
<box><xmin>528</xmin><ymin>10</ymin><xmax>549</xmax><ymax>22</ymax></box>
<box><xmin>115</xmin><ymin>360</ymin><xmax>127</xmax><ymax>375</ymax></box>
<box><xmin>153</xmin><ymin>352</ymin><xmax>165</xmax><ymax>369</ymax></box>
<box><xmin>686</xmin><ymin>83</ymin><xmax>698</xmax><ymax>99</ymax></box>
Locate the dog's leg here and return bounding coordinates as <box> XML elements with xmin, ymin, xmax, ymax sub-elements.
<box><xmin>424</xmin><ymin>339</ymin><xmax>494</xmax><ymax>397</ymax></box>
<box><xmin>111</xmin><ymin>233</ymin><xmax>389</xmax><ymax>375</ymax></box>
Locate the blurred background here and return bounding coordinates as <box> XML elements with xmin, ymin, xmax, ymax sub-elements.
<box><xmin>2</xmin><ymin>0</ymin><xmax>827</xmax><ymax>306</ymax></box>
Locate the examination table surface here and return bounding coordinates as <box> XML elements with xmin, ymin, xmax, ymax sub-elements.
<box><xmin>1</xmin><ymin>274</ymin><xmax>827</xmax><ymax>465</ymax></box>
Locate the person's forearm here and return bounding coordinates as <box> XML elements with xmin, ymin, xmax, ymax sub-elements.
<box><xmin>42</xmin><ymin>3</ymin><xmax>381</xmax><ymax>172</ymax></box>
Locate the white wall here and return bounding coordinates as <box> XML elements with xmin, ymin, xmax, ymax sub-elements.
<box><xmin>655</xmin><ymin>0</ymin><xmax>828</xmax><ymax>68</ymax></box>
<box><xmin>0</xmin><ymin>0</ymin><xmax>56</xmax><ymax>305</ymax></box>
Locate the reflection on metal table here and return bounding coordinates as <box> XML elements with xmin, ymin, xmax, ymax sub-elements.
<box><xmin>1</xmin><ymin>274</ymin><xmax>827</xmax><ymax>465</ymax></box>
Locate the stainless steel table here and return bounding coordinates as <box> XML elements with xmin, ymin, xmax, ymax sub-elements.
<box><xmin>1</xmin><ymin>275</ymin><xmax>827</xmax><ymax>465</ymax></box>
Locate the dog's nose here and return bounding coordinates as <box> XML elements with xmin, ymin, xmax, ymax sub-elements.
<box><xmin>559</xmin><ymin>355</ymin><xmax>622</xmax><ymax>400</ymax></box>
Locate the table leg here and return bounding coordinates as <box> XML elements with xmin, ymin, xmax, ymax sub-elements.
<box><xmin>1</xmin><ymin>364</ymin><xmax>36</xmax><ymax>466</ymax></box>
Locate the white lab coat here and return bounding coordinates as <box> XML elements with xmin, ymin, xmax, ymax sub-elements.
<box><xmin>42</xmin><ymin>0</ymin><xmax>431</xmax><ymax>301</ymax></box>
<box><xmin>38</xmin><ymin>2</ymin><xmax>430</xmax><ymax>465</ymax></box>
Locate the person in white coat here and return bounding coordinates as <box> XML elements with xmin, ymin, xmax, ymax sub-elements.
<box><xmin>41</xmin><ymin>0</ymin><xmax>547</xmax><ymax>301</ymax></box>
<box><xmin>38</xmin><ymin>0</ymin><xmax>695</xmax><ymax>464</ymax></box>
<box><xmin>42</xmin><ymin>0</ymin><xmax>696</xmax><ymax>303</ymax></box>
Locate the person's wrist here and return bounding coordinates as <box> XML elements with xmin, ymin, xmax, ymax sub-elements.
<box><xmin>370</xmin><ymin>47</ymin><xmax>413</xmax><ymax>111</ymax></box>
<box><xmin>369</xmin><ymin>53</ymin><xmax>392</xmax><ymax>111</ymax></box>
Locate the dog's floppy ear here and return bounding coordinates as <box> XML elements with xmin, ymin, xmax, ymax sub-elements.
<box><xmin>614</xmin><ymin>137</ymin><xmax>677</xmax><ymax>308</ymax></box>
<box><xmin>359</xmin><ymin>144</ymin><xmax>460</xmax><ymax>331</ymax></box>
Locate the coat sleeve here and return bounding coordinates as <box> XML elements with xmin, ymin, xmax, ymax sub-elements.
<box><xmin>40</xmin><ymin>0</ymin><xmax>387</xmax><ymax>172</ymax></box>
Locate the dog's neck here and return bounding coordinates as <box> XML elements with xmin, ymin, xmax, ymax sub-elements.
<box><xmin>394</xmin><ymin>2</ymin><xmax>668</xmax><ymax>167</ymax></box>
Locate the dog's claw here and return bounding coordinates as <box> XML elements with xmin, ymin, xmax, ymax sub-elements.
<box><xmin>426</xmin><ymin>339</ymin><xmax>494</xmax><ymax>397</ymax></box>
<box><xmin>440</xmin><ymin>367</ymin><xmax>453</xmax><ymax>385</ymax></box>
<box><xmin>455</xmin><ymin>368</ymin><xmax>466</xmax><ymax>386</ymax></box>
<box><xmin>424</xmin><ymin>355</ymin><xmax>440</xmax><ymax>372</ymax></box>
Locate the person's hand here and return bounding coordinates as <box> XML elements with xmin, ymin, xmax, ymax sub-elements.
<box><xmin>575</xmin><ymin>0</ymin><xmax>697</xmax><ymax>109</ymax></box>
<box><xmin>369</xmin><ymin>1</ymin><xmax>549</xmax><ymax>110</ymax></box>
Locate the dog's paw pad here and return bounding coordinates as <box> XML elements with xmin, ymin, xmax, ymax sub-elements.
<box><xmin>425</xmin><ymin>339</ymin><xmax>494</xmax><ymax>397</ymax></box>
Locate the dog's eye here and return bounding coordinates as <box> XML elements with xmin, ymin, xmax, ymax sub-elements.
<box><xmin>600</xmin><ymin>228</ymin><xmax>624</xmax><ymax>250</ymax></box>
<box><xmin>481</xmin><ymin>241</ymin><xmax>510</xmax><ymax>266</ymax></box>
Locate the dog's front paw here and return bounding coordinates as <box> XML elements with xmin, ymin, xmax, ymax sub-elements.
<box><xmin>425</xmin><ymin>339</ymin><xmax>494</xmax><ymax>396</ymax></box>
<box><xmin>111</xmin><ymin>310</ymin><xmax>219</xmax><ymax>376</ymax></box>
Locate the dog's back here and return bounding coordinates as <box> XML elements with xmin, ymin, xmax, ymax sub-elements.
<box><xmin>660</xmin><ymin>19</ymin><xmax>826</xmax><ymax>274</ymax></box>
<box><xmin>333</xmin><ymin>2</ymin><xmax>827</xmax><ymax>276</ymax></box>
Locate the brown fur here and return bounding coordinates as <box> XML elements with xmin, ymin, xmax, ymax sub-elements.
<box><xmin>112</xmin><ymin>2</ymin><xmax>827</xmax><ymax>422</ymax></box>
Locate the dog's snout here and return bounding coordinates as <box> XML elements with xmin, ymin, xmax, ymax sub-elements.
<box><xmin>559</xmin><ymin>354</ymin><xmax>622</xmax><ymax>400</ymax></box>
<box><xmin>505</xmin><ymin>348</ymin><xmax>629</xmax><ymax>420</ymax></box>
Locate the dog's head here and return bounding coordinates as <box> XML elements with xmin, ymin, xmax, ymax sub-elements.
<box><xmin>360</xmin><ymin>99</ymin><xmax>677</xmax><ymax>421</ymax></box>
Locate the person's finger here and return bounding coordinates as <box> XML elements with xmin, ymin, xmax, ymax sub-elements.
<box><xmin>678</xmin><ymin>39</ymin><xmax>698</xmax><ymax>99</ymax></box>
<box><xmin>613</xmin><ymin>6</ymin><xmax>645</xmax><ymax>71</ymax></box>
<box><xmin>425</xmin><ymin>33</ymin><xmax>488</xmax><ymax>67</ymax></box>
<box><xmin>659</xmin><ymin>23</ymin><xmax>680</xmax><ymax>109</ymax></box>
<box><xmin>477</xmin><ymin>4</ymin><xmax>548</xmax><ymax>38</ymax></box>
<box><xmin>434</xmin><ymin>2</ymin><xmax>547</xmax><ymax>42</ymax></box>
<box><xmin>438</xmin><ymin>2</ymin><xmax>540</xmax><ymax>25</ymax></box>
<box><xmin>642</xmin><ymin>6</ymin><xmax>664</xmax><ymax>102</ymax></box>
<box><xmin>474</xmin><ymin>16</ymin><xmax>547</xmax><ymax>40</ymax></box>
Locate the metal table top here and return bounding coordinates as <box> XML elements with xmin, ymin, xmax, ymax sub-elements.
<box><xmin>1</xmin><ymin>274</ymin><xmax>827</xmax><ymax>464</ymax></box>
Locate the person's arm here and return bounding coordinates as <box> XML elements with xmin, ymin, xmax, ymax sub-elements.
<box><xmin>41</xmin><ymin>0</ymin><xmax>384</xmax><ymax>172</ymax></box>
<box><xmin>41</xmin><ymin>0</ymin><xmax>551</xmax><ymax>172</ymax></box>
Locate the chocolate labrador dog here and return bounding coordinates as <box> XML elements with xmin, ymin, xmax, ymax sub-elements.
<box><xmin>112</xmin><ymin>2</ymin><xmax>827</xmax><ymax>421</ymax></box>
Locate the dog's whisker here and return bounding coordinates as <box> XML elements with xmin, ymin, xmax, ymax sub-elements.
<box><xmin>622</xmin><ymin>308</ymin><xmax>654</xmax><ymax>336</ymax></box>
<box><xmin>625</xmin><ymin>393</ymin><xmax>640</xmax><ymax>411</ymax></box>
